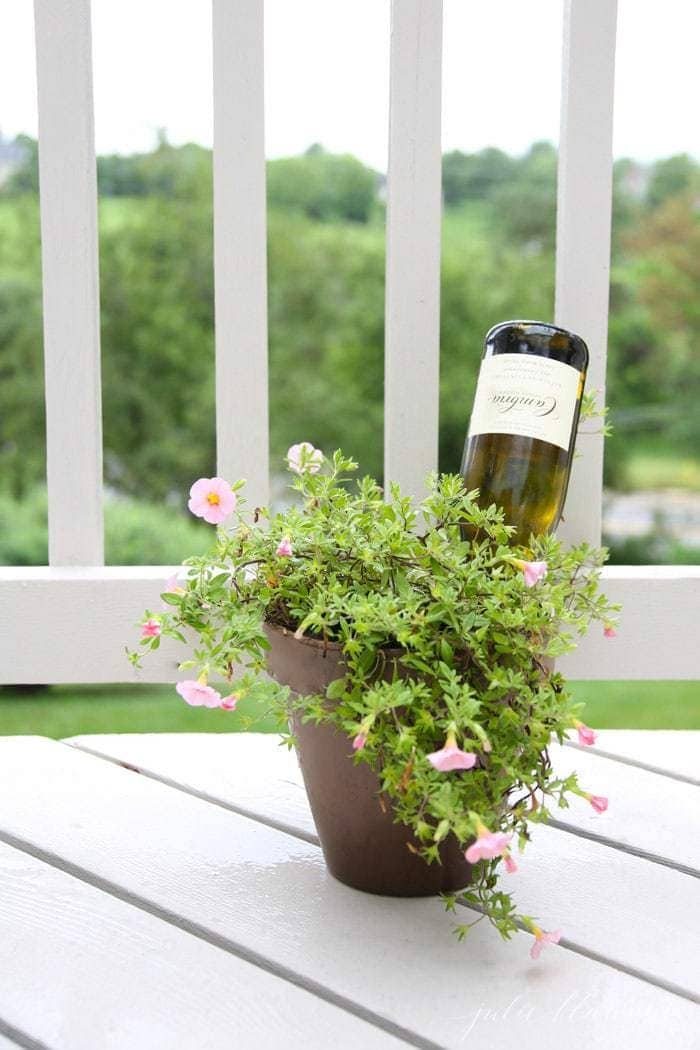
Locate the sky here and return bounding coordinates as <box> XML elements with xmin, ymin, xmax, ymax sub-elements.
<box><xmin>0</xmin><ymin>0</ymin><xmax>697</xmax><ymax>169</ymax></box>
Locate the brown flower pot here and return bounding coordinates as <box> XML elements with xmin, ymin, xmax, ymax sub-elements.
<box><xmin>264</xmin><ymin>623</ymin><xmax>473</xmax><ymax>897</ymax></box>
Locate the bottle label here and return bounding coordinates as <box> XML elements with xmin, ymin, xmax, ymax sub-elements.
<box><xmin>468</xmin><ymin>353</ymin><xmax>581</xmax><ymax>451</ymax></box>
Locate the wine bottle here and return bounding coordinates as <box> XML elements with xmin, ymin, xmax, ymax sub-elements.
<box><xmin>461</xmin><ymin>320</ymin><xmax>589</xmax><ymax>544</ymax></box>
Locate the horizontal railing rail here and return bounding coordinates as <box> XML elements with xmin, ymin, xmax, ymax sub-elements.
<box><xmin>2</xmin><ymin>566</ymin><xmax>699</xmax><ymax>683</ymax></box>
<box><xmin>1</xmin><ymin>0</ymin><xmax>697</xmax><ymax>684</ymax></box>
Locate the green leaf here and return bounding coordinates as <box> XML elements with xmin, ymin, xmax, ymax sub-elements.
<box><xmin>325</xmin><ymin>678</ymin><xmax>348</xmax><ymax>700</ymax></box>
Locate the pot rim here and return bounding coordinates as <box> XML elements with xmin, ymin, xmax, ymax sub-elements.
<box><xmin>263</xmin><ymin>620</ymin><xmax>404</xmax><ymax>658</ymax></box>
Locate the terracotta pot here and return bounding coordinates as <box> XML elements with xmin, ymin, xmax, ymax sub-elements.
<box><xmin>264</xmin><ymin>623</ymin><xmax>473</xmax><ymax>897</ymax></box>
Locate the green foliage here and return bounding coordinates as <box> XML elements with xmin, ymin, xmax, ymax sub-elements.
<box><xmin>0</xmin><ymin>274</ymin><xmax>45</xmax><ymax>497</ymax></box>
<box><xmin>646</xmin><ymin>153</ymin><xmax>699</xmax><ymax>209</ymax></box>
<box><xmin>267</xmin><ymin>210</ymin><xmax>386</xmax><ymax>478</ymax></box>
<box><xmin>267</xmin><ymin>147</ymin><xmax>378</xmax><ymax>223</ymax></box>
<box><xmin>97</xmin><ymin>194</ymin><xmax>217</xmax><ymax>499</ymax></box>
<box><xmin>1</xmin><ymin>134</ymin><xmax>38</xmax><ymax>195</ymax></box>
<box><xmin>97</xmin><ymin>140</ymin><xmax>213</xmax><ymax>201</ymax></box>
<box><xmin>0</xmin><ymin>137</ymin><xmax>698</xmax><ymax>559</ymax></box>
<box><xmin>442</xmin><ymin>148</ymin><xmax>515</xmax><ymax>205</ymax></box>
<box><xmin>133</xmin><ymin>450</ymin><xmax>618</xmax><ymax>942</ymax></box>
<box><xmin>605</xmin><ymin>530</ymin><xmax>700</xmax><ymax>566</ymax></box>
<box><xmin>489</xmin><ymin>141</ymin><xmax>558</xmax><ymax>247</ymax></box>
<box><xmin>0</xmin><ymin>488</ymin><xmax>213</xmax><ymax>566</ymax></box>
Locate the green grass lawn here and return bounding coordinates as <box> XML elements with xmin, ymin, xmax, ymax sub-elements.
<box><xmin>0</xmin><ymin>680</ymin><xmax>697</xmax><ymax>738</ymax></box>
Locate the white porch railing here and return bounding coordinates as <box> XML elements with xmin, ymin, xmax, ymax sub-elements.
<box><xmin>0</xmin><ymin>0</ymin><xmax>698</xmax><ymax>684</ymax></box>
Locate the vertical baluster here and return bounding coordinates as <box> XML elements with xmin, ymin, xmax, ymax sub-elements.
<box><xmin>555</xmin><ymin>0</ymin><xmax>618</xmax><ymax>546</ymax></box>
<box><xmin>34</xmin><ymin>0</ymin><xmax>104</xmax><ymax>565</ymax></box>
<box><xmin>384</xmin><ymin>0</ymin><xmax>443</xmax><ymax>501</ymax></box>
<box><xmin>212</xmin><ymin>0</ymin><xmax>269</xmax><ymax>508</ymax></box>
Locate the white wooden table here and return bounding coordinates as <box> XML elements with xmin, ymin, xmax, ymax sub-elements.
<box><xmin>0</xmin><ymin>731</ymin><xmax>697</xmax><ymax>1049</ymax></box>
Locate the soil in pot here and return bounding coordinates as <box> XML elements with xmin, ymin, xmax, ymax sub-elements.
<box><xmin>264</xmin><ymin>622</ymin><xmax>473</xmax><ymax>898</ymax></box>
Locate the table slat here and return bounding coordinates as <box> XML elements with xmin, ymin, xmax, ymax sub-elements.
<box><xmin>567</xmin><ymin>731</ymin><xmax>700</xmax><ymax>785</ymax></box>
<box><xmin>549</xmin><ymin>744</ymin><xmax>700</xmax><ymax>874</ymax></box>
<box><xmin>0</xmin><ymin>738</ymin><xmax>696</xmax><ymax>1049</ymax></box>
<box><xmin>68</xmin><ymin>733</ymin><xmax>700</xmax><ymax>1001</ymax></box>
<box><xmin>0</xmin><ymin>839</ymin><xmax>402</xmax><ymax>1050</ymax></box>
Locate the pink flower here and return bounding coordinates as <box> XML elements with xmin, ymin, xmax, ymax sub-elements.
<box><xmin>514</xmin><ymin>559</ymin><xmax>548</xmax><ymax>587</ymax></box>
<box><xmin>187</xmin><ymin>477</ymin><xmax>236</xmax><ymax>525</ymax></box>
<box><xmin>530</xmin><ymin>926</ymin><xmax>562</xmax><ymax>960</ymax></box>
<box><xmin>586</xmin><ymin>793</ymin><xmax>608</xmax><ymax>814</ymax></box>
<box><xmin>175</xmin><ymin>680</ymin><xmax>222</xmax><ymax>708</ymax></box>
<box><xmin>287</xmin><ymin>442</ymin><xmax>323</xmax><ymax>475</ymax></box>
<box><xmin>604</xmin><ymin>625</ymin><xmax>617</xmax><ymax>638</ymax></box>
<box><xmin>141</xmin><ymin>617</ymin><xmax>161</xmax><ymax>639</ymax></box>
<box><xmin>503</xmin><ymin>851</ymin><xmax>518</xmax><ymax>874</ymax></box>
<box><xmin>220</xmin><ymin>693</ymin><xmax>240</xmax><ymax>711</ymax></box>
<box><xmin>163</xmin><ymin>574</ymin><xmax>185</xmax><ymax>594</ymax></box>
<box><xmin>574</xmin><ymin>720</ymin><xmax>597</xmax><ymax>746</ymax></box>
<box><xmin>465</xmin><ymin>825</ymin><xmax>513</xmax><ymax>864</ymax></box>
<box><xmin>276</xmin><ymin>536</ymin><xmax>293</xmax><ymax>557</ymax></box>
<box><xmin>353</xmin><ymin>732</ymin><xmax>367</xmax><ymax>751</ymax></box>
<box><xmin>427</xmin><ymin>733</ymin><xmax>477</xmax><ymax>772</ymax></box>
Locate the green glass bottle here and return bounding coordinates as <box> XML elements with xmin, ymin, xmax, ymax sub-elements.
<box><xmin>461</xmin><ymin>320</ymin><xmax>589</xmax><ymax>545</ymax></box>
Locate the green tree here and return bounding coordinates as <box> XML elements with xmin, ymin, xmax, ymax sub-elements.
<box><xmin>1</xmin><ymin>134</ymin><xmax>38</xmax><ymax>195</ymax></box>
<box><xmin>98</xmin><ymin>195</ymin><xmax>216</xmax><ymax>500</ymax></box>
<box><xmin>442</xmin><ymin>148</ymin><xmax>515</xmax><ymax>206</ymax></box>
<box><xmin>646</xmin><ymin>153</ymin><xmax>698</xmax><ymax>210</ymax></box>
<box><xmin>490</xmin><ymin>141</ymin><xmax>558</xmax><ymax>248</ymax></box>
<box><xmin>267</xmin><ymin>148</ymin><xmax>378</xmax><ymax>223</ymax></box>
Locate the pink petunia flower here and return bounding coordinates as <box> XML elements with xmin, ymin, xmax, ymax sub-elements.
<box><xmin>276</xmin><ymin>536</ymin><xmax>294</xmax><ymax>557</ymax></box>
<box><xmin>530</xmin><ymin>926</ymin><xmax>562</xmax><ymax>960</ymax></box>
<box><xmin>220</xmin><ymin>693</ymin><xmax>240</xmax><ymax>711</ymax></box>
<box><xmin>503</xmin><ymin>851</ymin><xmax>518</xmax><ymax>874</ymax></box>
<box><xmin>175</xmin><ymin>680</ymin><xmax>222</xmax><ymax>708</ymax></box>
<box><xmin>574</xmin><ymin>720</ymin><xmax>597</xmax><ymax>746</ymax></box>
<box><xmin>141</xmin><ymin>617</ymin><xmax>161</xmax><ymax>639</ymax></box>
<box><xmin>187</xmin><ymin>477</ymin><xmax>236</xmax><ymax>525</ymax></box>
<box><xmin>465</xmin><ymin>825</ymin><xmax>513</xmax><ymax>864</ymax></box>
<box><xmin>604</xmin><ymin>625</ymin><xmax>617</xmax><ymax>638</ymax></box>
<box><xmin>163</xmin><ymin>574</ymin><xmax>185</xmax><ymax>594</ymax></box>
<box><xmin>428</xmin><ymin>732</ymin><xmax>477</xmax><ymax>772</ymax></box>
<box><xmin>586</xmin><ymin>793</ymin><xmax>608</xmax><ymax>814</ymax></box>
<box><xmin>287</xmin><ymin>442</ymin><xmax>323</xmax><ymax>475</ymax></box>
<box><xmin>353</xmin><ymin>732</ymin><xmax>367</xmax><ymax>751</ymax></box>
<box><xmin>513</xmin><ymin>559</ymin><xmax>548</xmax><ymax>587</ymax></box>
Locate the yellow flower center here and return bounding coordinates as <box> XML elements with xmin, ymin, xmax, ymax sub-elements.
<box><xmin>206</xmin><ymin>492</ymin><xmax>220</xmax><ymax>505</ymax></box>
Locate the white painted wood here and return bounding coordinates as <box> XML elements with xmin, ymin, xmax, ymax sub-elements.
<box><xmin>0</xmin><ymin>840</ymin><xmax>402</xmax><ymax>1050</ymax></box>
<box><xmin>69</xmin><ymin>733</ymin><xmax>314</xmax><ymax>840</ymax></box>
<box><xmin>0</xmin><ymin>565</ymin><xmax>697</xmax><ymax>682</ymax></box>
<box><xmin>34</xmin><ymin>0</ymin><xmax>104</xmax><ymax>566</ymax></box>
<box><xmin>555</xmin><ymin>0</ymin><xmax>618</xmax><ymax>548</ymax></box>
<box><xmin>384</xmin><ymin>0</ymin><xmax>443</xmax><ymax>500</ymax></box>
<box><xmin>68</xmin><ymin>733</ymin><xmax>700</xmax><ymax>1001</ymax></box>
<box><xmin>212</xmin><ymin>0</ymin><xmax>269</xmax><ymax>509</ymax></box>
<box><xmin>568</xmin><ymin>730</ymin><xmax>700</xmax><ymax>785</ymax></box>
<box><xmin>549</xmin><ymin>742</ymin><xmax>700</xmax><ymax>875</ymax></box>
<box><xmin>1</xmin><ymin>740</ymin><xmax>697</xmax><ymax>1047</ymax></box>
<box><xmin>558</xmin><ymin>565</ymin><xmax>700</xmax><ymax>680</ymax></box>
<box><xmin>0</xmin><ymin>566</ymin><xmax>184</xmax><ymax>683</ymax></box>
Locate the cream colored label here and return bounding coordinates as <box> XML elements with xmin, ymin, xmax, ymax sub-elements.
<box><xmin>468</xmin><ymin>353</ymin><xmax>581</xmax><ymax>451</ymax></box>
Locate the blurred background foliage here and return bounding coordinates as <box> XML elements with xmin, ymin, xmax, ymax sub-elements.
<box><xmin>0</xmin><ymin>136</ymin><xmax>698</xmax><ymax>567</ymax></box>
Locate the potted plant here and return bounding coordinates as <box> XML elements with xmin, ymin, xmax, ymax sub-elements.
<box><xmin>131</xmin><ymin>443</ymin><xmax>619</xmax><ymax>957</ymax></box>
